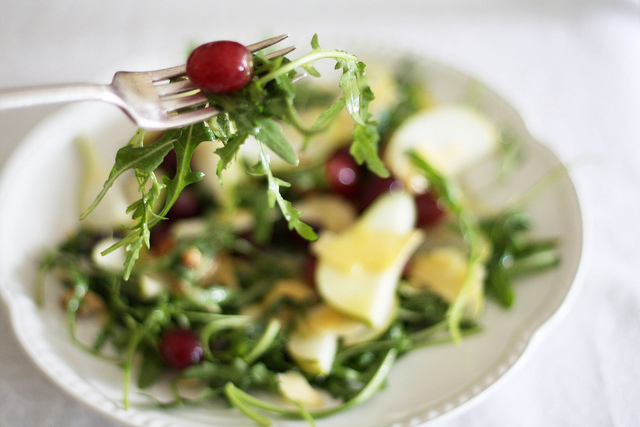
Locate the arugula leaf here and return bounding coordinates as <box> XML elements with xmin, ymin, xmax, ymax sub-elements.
<box><xmin>79</xmin><ymin>129</ymin><xmax>177</xmax><ymax>220</ymax></box>
<box><xmin>161</xmin><ymin>122</ymin><xmax>212</xmax><ymax>213</ymax></box>
<box><xmin>338</xmin><ymin>59</ymin><xmax>388</xmax><ymax>177</ymax></box>
<box><xmin>93</xmin><ymin>123</ymin><xmax>214</xmax><ymax>279</ymax></box>
<box><xmin>203</xmin><ymin>34</ymin><xmax>384</xmax><ymax>242</ymax></box>
<box><xmin>215</xmin><ymin>132</ymin><xmax>247</xmax><ymax>181</ymax></box>
<box><xmin>310</xmin><ymin>97</ymin><xmax>345</xmax><ymax>132</ymax></box>
<box><xmin>254</xmin><ymin>117</ymin><xmax>298</xmax><ymax>166</ymax></box>
<box><xmin>256</xmin><ymin>143</ymin><xmax>317</xmax><ymax>241</ymax></box>
<box><xmin>121</xmin><ymin>169</ymin><xmax>164</xmax><ymax>275</ymax></box>
<box><xmin>82</xmin><ymin>34</ymin><xmax>383</xmax><ymax>276</ymax></box>
<box><xmin>407</xmin><ymin>150</ymin><xmax>486</xmax><ymax>342</ymax></box>
<box><xmin>350</xmin><ymin>122</ymin><xmax>387</xmax><ymax>177</ymax></box>
<box><xmin>480</xmin><ymin>210</ymin><xmax>560</xmax><ymax>307</ymax></box>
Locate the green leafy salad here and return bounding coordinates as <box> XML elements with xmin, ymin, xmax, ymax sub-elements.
<box><xmin>37</xmin><ymin>35</ymin><xmax>560</xmax><ymax>425</ymax></box>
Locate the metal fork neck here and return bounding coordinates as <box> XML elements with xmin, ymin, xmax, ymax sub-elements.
<box><xmin>0</xmin><ymin>83</ymin><xmax>117</xmax><ymax>110</ymax></box>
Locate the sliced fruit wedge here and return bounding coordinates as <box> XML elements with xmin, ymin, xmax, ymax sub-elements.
<box><xmin>407</xmin><ymin>246</ymin><xmax>486</xmax><ymax>319</ymax></box>
<box><xmin>384</xmin><ymin>104</ymin><xmax>499</xmax><ymax>193</ymax></box>
<box><xmin>277</xmin><ymin>370</ymin><xmax>324</xmax><ymax>407</ymax></box>
<box><xmin>312</xmin><ymin>191</ymin><xmax>424</xmax><ymax>328</ymax></box>
<box><xmin>287</xmin><ymin>301</ymin><xmax>397</xmax><ymax>375</ymax></box>
<box><xmin>306</xmin><ymin>301</ymin><xmax>397</xmax><ymax>346</ymax></box>
<box><xmin>287</xmin><ymin>325</ymin><xmax>337</xmax><ymax>376</ymax></box>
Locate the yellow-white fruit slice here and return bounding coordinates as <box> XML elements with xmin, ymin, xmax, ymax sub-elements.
<box><xmin>306</xmin><ymin>301</ymin><xmax>397</xmax><ymax>346</ymax></box>
<box><xmin>384</xmin><ymin>104</ymin><xmax>499</xmax><ymax>193</ymax></box>
<box><xmin>295</xmin><ymin>194</ymin><xmax>357</xmax><ymax>233</ymax></box>
<box><xmin>407</xmin><ymin>246</ymin><xmax>486</xmax><ymax>319</ymax></box>
<box><xmin>312</xmin><ymin>191</ymin><xmax>424</xmax><ymax>327</ymax></box>
<box><xmin>287</xmin><ymin>325</ymin><xmax>337</xmax><ymax>376</ymax></box>
<box><xmin>261</xmin><ymin>279</ymin><xmax>316</xmax><ymax>307</ymax></box>
<box><xmin>277</xmin><ymin>371</ymin><xmax>324</xmax><ymax>407</ymax></box>
<box><xmin>286</xmin><ymin>300</ymin><xmax>397</xmax><ymax>375</ymax></box>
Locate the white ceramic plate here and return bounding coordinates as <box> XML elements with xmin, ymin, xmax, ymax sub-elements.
<box><xmin>0</xmin><ymin>55</ymin><xmax>584</xmax><ymax>426</ymax></box>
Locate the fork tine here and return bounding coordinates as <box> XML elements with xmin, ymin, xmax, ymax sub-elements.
<box><xmin>147</xmin><ymin>34</ymin><xmax>296</xmax><ymax>123</ymax></box>
<box><xmin>149</xmin><ymin>35</ymin><xmax>289</xmax><ymax>84</ymax></box>
<box><xmin>265</xmin><ymin>46</ymin><xmax>296</xmax><ymax>60</ymax></box>
<box><xmin>164</xmin><ymin>106</ymin><xmax>220</xmax><ymax>128</ymax></box>
<box><xmin>162</xmin><ymin>92</ymin><xmax>209</xmax><ymax>112</ymax></box>
<box><xmin>156</xmin><ymin>79</ymin><xmax>198</xmax><ymax>98</ymax></box>
<box><xmin>156</xmin><ymin>43</ymin><xmax>295</xmax><ymax>99</ymax></box>
<box><xmin>246</xmin><ymin>34</ymin><xmax>289</xmax><ymax>53</ymax></box>
<box><xmin>149</xmin><ymin>65</ymin><xmax>187</xmax><ymax>83</ymax></box>
<box><xmin>291</xmin><ymin>72</ymin><xmax>307</xmax><ymax>84</ymax></box>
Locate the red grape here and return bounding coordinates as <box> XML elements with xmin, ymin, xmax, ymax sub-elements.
<box><xmin>149</xmin><ymin>221</ymin><xmax>173</xmax><ymax>254</ymax></box>
<box><xmin>160</xmin><ymin>149</ymin><xmax>177</xmax><ymax>176</ymax></box>
<box><xmin>415</xmin><ymin>191</ymin><xmax>446</xmax><ymax>227</ymax></box>
<box><xmin>355</xmin><ymin>175</ymin><xmax>404</xmax><ymax>212</ymax></box>
<box><xmin>301</xmin><ymin>256</ymin><xmax>317</xmax><ymax>287</ymax></box>
<box><xmin>159</xmin><ymin>329</ymin><xmax>203</xmax><ymax>369</ymax></box>
<box><xmin>167</xmin><ymin>188</ymin><xmax>201</xmax><ymax>220</ymax></box>
<box><xmin>186</xmin><ymin>40</ymin><xmax>253</xmax><ymax>94</ymax></box>
<box><xmin>324</xmin><ymin>148</ymin><xmax>362</xmax><ymax>197</ymax></box>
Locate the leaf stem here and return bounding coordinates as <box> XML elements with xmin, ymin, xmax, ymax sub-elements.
<box><xmin>258</xmin><ymin>49</ymin><xmax>358</xmax><ymax>86</ymax></box>
<box><xmin>243</xmin><ymin>318</ymin><xmax>281</xmax><ymax>365</ymax></box>
<box><xmin>224</xmin><ymin>349</ymin><xmax>397</xmax><ymax>421</ymax></box>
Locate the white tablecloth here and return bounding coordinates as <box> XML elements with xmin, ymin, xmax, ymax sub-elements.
<box><xmin>1</xmin><ymin>1</ymin><xmax>639</xmax><ymax>426</ymax></box>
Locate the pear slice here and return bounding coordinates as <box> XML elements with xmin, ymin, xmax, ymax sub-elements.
<box><xmin>306</xmin><ymin>302</ymin><xmax>397</xmax><ymax>346</ymax></box>
<box><xmin>312</xmin><ymin>192</ymin><xmax>424</xmax><ymax>328</ymax></box>
<box><xmin>277</xmin><ymin>370</ymin><xmax>324</xmax><ymax>407</ymax></box>
<box><xmin>408</xmin><ymin>246</ymin><xmax>486</xmax><ymax>319</ymax></box>
<box><xmin>287</xmin><ymin>301</ymin><xmax>397</xmax><ymax>375</ymax></box>
<box><xmin>287</xmin><ymin>325</ymin><xmax>337</xmax><ymax>376</ymax></box>
<box><xmin>384</xmin><ymin>104</ymin><xmax>499</xmax><ymax>193</ymax></box>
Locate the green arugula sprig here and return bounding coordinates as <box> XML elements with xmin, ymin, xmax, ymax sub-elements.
<box><xmin>407</xmin><ymin>151</ymin><xmax>487</xmax><ymax>343</ymax></box>
<box><xmin>80</xmin><ymin>35</ymin><xmax>384</xmax><ymax>278</ymax></box>
<box><xmin>223</xmin><ymin>349</ymin><xmax>398</xmax><ymax>425</ymax></box>
<box><xmin>408</xmin><ymin>149</ymin><xmax>561</xmax><ymax>334</ymax></box>
<box><xmin>80</xmin><ymin>124</ymin><xmax>214</xmax><ymax>280</ymax></box>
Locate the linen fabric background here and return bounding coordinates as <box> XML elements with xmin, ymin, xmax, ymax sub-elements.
<box><xmin>0</xmin><ymin>1</ymin><xmax>639</xmax><ymax>426</ymax></box>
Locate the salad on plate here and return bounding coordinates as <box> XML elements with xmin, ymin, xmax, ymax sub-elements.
<box><xmin>37</xmin><ymin>35</ymin><xmax>560</xmax><ymax>425</ymax></box>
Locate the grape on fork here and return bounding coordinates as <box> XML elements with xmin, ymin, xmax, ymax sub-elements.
<box><xmin>0</xmin><ymin>35</ymin><xmax>295</xmax><ymax>130</ymax></box>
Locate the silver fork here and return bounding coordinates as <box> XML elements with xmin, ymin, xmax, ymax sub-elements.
<box><xmin>0</xmin><ymin>35</ymin><xmax>294</xmax><ymax>130</ymax></box>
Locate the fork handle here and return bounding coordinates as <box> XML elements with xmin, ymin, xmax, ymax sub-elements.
<box><xmin>0</xmin><ymin>83</ymin><xmax>116</xmax><ymax>110</ymax></box>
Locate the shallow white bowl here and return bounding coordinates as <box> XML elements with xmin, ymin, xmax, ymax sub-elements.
<box><xmin>0</xmin><ymin>54</ymin><xmax>585</xmax><ymax>426</ymax></box>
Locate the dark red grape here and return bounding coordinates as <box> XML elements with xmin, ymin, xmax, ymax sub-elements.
<box><xmin>160</xmin><ymin>149</ymin><xmax>177</xmax><ymax>176</ymax></box>
<box><xmin>325</xmin><ymin>148</ymin><xmax>362</xmax><ymax>197</ymax></box>
<box><xmin>159</xmin><ymin>329</ymin><xmax>203</xmax><ymax>369</ymax></box>
<box><xmin>301</xmin><ymin>256</ymin><xmax>317</xmax><ymax>287</ymax></box>
<box><xmin>186</xmin><ymin>40</ymin><xmax>253</xmax><ymax>94</ymax></box>
<box><xmin>355</xmin><ymin>175</ymin><xmax>404</xmax><ymax>212</ymax></box>
<box><xmin>149</xmin><ymin>221</ymin><xmax>173</xmax><ymax>254</ymax></box>
<box><xmin>167</xmin><ymin>188</ymin><xmax>201</xmax><ymax>220</ymax></box>
<box><xmin>415</xmin><ymin>191</ymin><xmax>446</xmax><ymax>227</ymax></box>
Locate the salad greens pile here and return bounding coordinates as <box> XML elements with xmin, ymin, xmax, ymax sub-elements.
<box><xmin>81</xmin><ymin>35</ymin><xmax>385</xmax><ymax>281</ymax></box>
<box><xmin>38</xmin><ymin>35</ymin><xmax>560</xmax><ymax>425</ymax></box>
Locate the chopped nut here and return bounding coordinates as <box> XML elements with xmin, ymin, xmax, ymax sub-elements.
<box><xmin>61</xmin><ymin>288</ymin><xmax>105</xmax><ymax>317</ymax></box>
<box><xmin>180</xmin><ymin>247</ymin><xmax>203</xmax><ymax>269</ymax></box>
<box><xmin>200</xmin><ymin>253</ymin><xmax>239</xmax><ymax>288</ymax></box>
